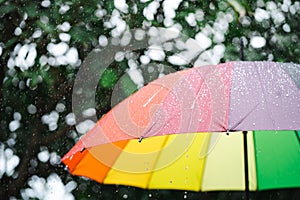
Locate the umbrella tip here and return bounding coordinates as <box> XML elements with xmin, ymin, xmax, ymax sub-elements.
<box><xmin>138</xmin><ymin>136</ymin><xmax>143</xmax><ymax>143</ymax></box>
<box><xmin>226</xmin><ymin>129</ymin><xmax>230</xmax><ymax>135</ymax></box>
<box><xmin>80</xmin><ymin>147</ymin><xmax>86</xmax><ymax>153</ymax></box>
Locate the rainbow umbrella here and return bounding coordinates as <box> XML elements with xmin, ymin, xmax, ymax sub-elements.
<box><xmin>62</xmin><ymin>61</ymin><xmax>300</xmax><ymax>195</ymax></box>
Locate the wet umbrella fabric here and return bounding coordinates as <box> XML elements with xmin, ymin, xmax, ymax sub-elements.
<box><xmin>62</xmin><ymin>61</ymin><xmax>300</xmax><ymax>191</ymax></box>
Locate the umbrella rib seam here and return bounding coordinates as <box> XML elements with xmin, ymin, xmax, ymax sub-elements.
<box><xmin>145</xmin><ymin>135</ymin><xmax>170</xmax><ymax>188</ymax></box>
<box><xmin>227</xmin><ymin>62</ymin><xmax>235</xmax><ymax>131</ymax></box>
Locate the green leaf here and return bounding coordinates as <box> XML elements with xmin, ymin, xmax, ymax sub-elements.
<box><xmin>0</xmin><ymin>4</ymin><xmax>16</xmax><ymax>15</ymax></box>
<box><xmin>100</xmin><ymin>69</ymin><xmax>118</xmax><ymax>89</ymax></box>
<box><xmin>36</xmin><ymin>20</ymin><xmax>55</xmax><ymax>33</ymax></box>
<box><xmin>70</xmin><ymin>26</ymin><xmax>95</xmax><ymax>43</ymax></box>
<box><xmin>24</xmin><ymin>2</ymin><xmax>39</xmax><ymax>17</ymax></box>
<box><xmin>120</xmin><ymin>74</ymin><xmax>137</xmax><ymax>97</ymax></box>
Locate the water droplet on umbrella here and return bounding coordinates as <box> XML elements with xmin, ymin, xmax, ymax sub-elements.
<box><xmin>252</xmin><ymin>122</ymin><xmax>256</xmax><ymax>126</ymax></box>
<box><xmin>258</xmin><ymin>150</ymin><xmax>261</xmax><ymax>154</ymax></box>
<box><xmin>185</xmin><ymin>178</ymin><xmax>188</xmax><ymax>184</ymax></box>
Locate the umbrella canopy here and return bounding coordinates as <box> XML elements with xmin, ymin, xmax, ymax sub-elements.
<box><xmin>62</xmin><ymin>61</ymin><xmax>300</xmax><ymax>191</ymax></box>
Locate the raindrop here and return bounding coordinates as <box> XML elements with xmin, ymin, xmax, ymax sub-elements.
<box><xmin>41</xmin><ymin>0</ymin><xmax>50</xmax><ymax>8</ymax></box>
<box><xmin>148</xmin><ymin>193</ymin><xmax>152</xmax><ymax>198</ymax></box>
<box><xmin>50</xmin><ymin>152</ymin><xmax>60</xmax><ymax>165</ymax></box>
<box><xmin>30</xmin><ymin>159</ymin><xmax>38</xmax><ymax>168</ymax></box>
<box><xmin>47</xmin><ymin>42</ymin><xmax>69</xmax><ymax>57</ymax></box>
<box><xmin>40</xmin><ymin>16</ymin><xmax>49</xmax><ymax>24</ymax></box>
<box><xmin>82</xmin><ymin>108</ymin><xmax>96</xmax><ymax>118</ymax></box>
<box><xmin>41</xmin><ymin>114</ymin><xmax>50</xmax><ymax>124</ymax></box>
<box><xmin>283</xmin><ymin>23</ymin><xmax>291</xmax><ymax>32</ymax></box>
<box><xmin>66</xmin><ymin>47</ymin><xmax>79</xmax><ymax>66</ymax></box>
<box><xmin>39</xmin><ymin>55</ymin><xmax>47</xmax><ymax>67</ymax></box>
<box><xmin>252</xmin><ymin>122</ymin><xmax>256</xmax><ymax>126</ymax></box>
<box><xmin>122</xmin><ymin>194</ymin><xmax>128</xmax><ymax>199</ymax></box>
<box><xmin>6</xmin><ymin>154</ymin><xmax>20</xmax><ymax>176</ymax></box>
<box><xmin>289</xmin><ymin>5</ymin><xmax>296</xmax><ymax>15</ymax></box>
<box><xmin>48</xmin><ymin>122</ymin><xmax>58</xmax><ymax>131</ymax></box>
<box><xmin>14</xmin><ymin>27</ymin><xmax>22</xmax><ymax>36</ymax></box>
<box><xmin>111</xmin><ymin>37</ymin><xmax>120</xmax><ymax>46</ymax></box>
<box><xmin>59</xmin><ymin>4</ymin><xmax>70</xmax><ymax>14</ymax></box>
<box><xmin>56</xmin><ymin>103</ymin><xmax>66</xmax><ymax>112</ymax></box>
<box><xmin>147</xmin><ymin>65</ymin><xmax>154</xmax><ymax>73</ymax></box>
<box><xmin>95</xmin><ymin>8</ymin><xmax>107</xmax><ymax>18</ymax></box>
<box><xmin>9</xmin><ymin>120</ymin><xmax>20</xmax><ymax>132</ymax></box>
<box><xmin>27</xmin><ymin>104</ymin><xmax>37</xmax><ymax>114</ymax></box>
<box><xmin>257</xmin><ymin>149</ymin><xmax>262</xmax><ymax>154</ymax></box>
<box><xmin>134</xmin><ymin>29</ymin><xmax>146</xmax><ymax>41</ymax></box>
<box><xmin>115</xmin><ymin>51</ymin><xmax>125</xmax><ymax>62</ymax></box>
<box><xmin>76</xmin><ymin>120</ymin><xmax>95</xmax><ymax>134</ymax></box>
<box><xmin>128</xmin><ymin>59</ymin><xmax>138</xmax><ymax>69</ymax></box>
<box><xmin>57</xmin><ymin>21</ymin><xmax>71</xmax><ymax>32</ymax></box>
<box><xmin>147</xmin><ymin>47</ymin><xmax>165</xmax><ymax>61</ymax></box>
<box><xmin>49</xmin><ymin>111</ymin><xmax>59</xmax><ymax>122</ymax></box>
<box><xmin>37</xmin><ymin>150</ymin><xmax>50</xmax><ymax>163</ymax></box>
<box><xmin>99</xmin><ymin>35</ymin><xmax>108</xmax><ymax>47</ymax></box>
<box><xmin>7</xmin><ymin>138</ymin><xmax>16</xmax><ymax>147</ymax></box>
<box><xmin>250</xmin><ymin>36</ymin><xmax>266</xmax><ymax>48</ymax></box>
<box><xmin>120</xmin><ymin>31</ymin><xmax>132</xmax><ymax>46</ymax></box>
<box><xmin>32</xmin><ymin>29</ymin><xmax>42</xmax><ymax>38</ymax></box>
<box><xmin>59</xmin><ymin>33</ymin><xmax>71</xmax><ymax>42</ymax></box>
<box><xmin>140</xmin><ymin>55</ymin><xmax>150</xmax><ymax>65</ymax></box>
<box><xmin>4</xmin><ymin>148</ymin><xmax>13</xmax><ymax>158</ymax></box>
<box><xmin>65</xmin><ymin>113</ymin><xmax>76</xmax><ymax>125</ymax></box>
<box><xmin>13</xmin><ymin>112</ymin><xmax>21</xmax><ymax>121</ymax></box>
